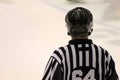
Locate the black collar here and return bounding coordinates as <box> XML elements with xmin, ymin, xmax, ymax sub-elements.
<box><xmin>69</xmin><ymin>39</ymin><xmax>93</xmax><ymax>44</ymax></box>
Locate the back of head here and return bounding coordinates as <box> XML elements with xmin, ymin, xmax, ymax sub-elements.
<box><xmin>65</xmin><ymin>7</ymin><xmax>93</xmax><ymax>37</ymax></box>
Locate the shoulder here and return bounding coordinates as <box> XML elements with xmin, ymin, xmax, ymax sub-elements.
<box><xmin>53</xmin><ymin>45</ymin><xmax>68</xmax><ymax>55</ymax></box>
<box><xmin>92</xmin><ymin>43</ymin><xmax>112</xmax><ymax>56</ymax></box>
<box><xmin>92</xmin><ymin>43</ymin><xmax>113</xmax><ymax>61</ymax></box>
<box><xmin>51</xmin><ymin>45</ymin><xmax>68</xmax><ymax>64</ymax></box>
<box><xmin>92</xmin><ymin>43</ymin><xmax>107</xmax><ymax>51</ymax></box>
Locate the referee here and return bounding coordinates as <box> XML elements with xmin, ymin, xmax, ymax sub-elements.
<box><xmin>42</xmin><ymin>7</ymin><xmax>119</xmax><ymax>80</ymax></box>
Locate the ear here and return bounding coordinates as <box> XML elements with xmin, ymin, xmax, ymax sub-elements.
<box><xmin>90</xmin><ymin>21</ymin><xmax>93</xmax><ymax>33</ymax></box>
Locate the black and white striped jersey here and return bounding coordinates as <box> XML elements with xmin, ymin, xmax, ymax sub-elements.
<box><xmin>42</xmin><ymin>39</ymin><xmax>119</xmax><ymax>80</ymax></box>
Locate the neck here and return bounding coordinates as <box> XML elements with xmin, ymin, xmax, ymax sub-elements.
<box><xmin>72</xmin><ymin>36</ymin><xmax>88</xmax><ymax>40</ymax></box>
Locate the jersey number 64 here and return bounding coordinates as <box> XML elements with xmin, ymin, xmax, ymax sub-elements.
<box><xmin>72</xmin><ymin>69</ymin><xmax>96</xmax><ymax>80</ymax></box>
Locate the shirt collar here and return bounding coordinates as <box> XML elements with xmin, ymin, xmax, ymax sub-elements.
<box><xmin>69</xmin><ymin>39</ymin><xmax>93</xmax><ymax>44</ymax></box>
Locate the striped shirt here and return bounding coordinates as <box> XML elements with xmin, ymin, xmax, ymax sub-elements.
<box><xmin>42</xmin><ymin>39</ymin><xmax>119</xmax><ymax>80</ymax></box>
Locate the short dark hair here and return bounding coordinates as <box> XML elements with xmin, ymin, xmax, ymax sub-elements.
<box><xmin>65</xmin><ymin>7</ymin><xmax>93</xmax><ymax>37</ymax></box>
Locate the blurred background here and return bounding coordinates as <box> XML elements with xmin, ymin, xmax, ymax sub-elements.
<box><xmin>0</xmin><ymin>0</ymin><xmax>120</xmax><ymax>80</ymax></box>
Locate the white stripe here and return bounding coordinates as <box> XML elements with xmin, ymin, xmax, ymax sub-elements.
<box><xmin>105</xmin><ymin>51</ymin><xmax>111</xmax><ymax>72</ymax></box>
<box><xmin>52</xmin><ymin>53</ymin><xmax>61</xmax><ymax>64</ymax></box>
<box><xmin>79</xmin><ymin>51</ymin><xmax>83</xmax><ymax>66</ymax></box>
<box><xmin>86</xmin><ymin>51</ymin><xmax>89</xmax><ymax>66</ymax></box>
<box><xmin>98</xmin><ymin>47</ymin><xmax>102</xmax><ymax>80</ymax></box>
<box><xmin>78</xmin><ymin>44</ymin><xmax>82</xmax><ymax>48</ymax></box>
<box><xmin>108</xmin><ymin>53</ymin><xmax>111</xmax><ymax>64</ymax></box>
<box><xmin>65</xmin><ymin>47</ymin><xmax>71</xmax><ymax>80</ymax></box>
<box><xmin>45</xmin><ymin>68</ymin><xmax>51</xmax><ymax>80</ymax></box>
<box><xmin>45</xmin><ymin>58</ymin><xmax>56</xmax><ymax>80</ymax></box>
<box><xmin>58</xmin><ymin>48</ymin><xmax>66</xmax><ymax>80</ymax></box>
<box><xmin>91</xmin><ymin>44</ymin><xmax>96</xmax><ymax>68</ymax></box>
<box><xmin>43</xmin><ymin>58</ymin><xmax>53</xmax><ymax>76</ymax></box>
<box><xmin>104</xmin><ymin>50</ymin><xmax>107</xmax><ymax>74</ymax></box>
<box><xmin>71</xmin><ymin>45</ymin><xmax>77</xmax><ymax>68</ymax></box>
<box><xmin>50</xmin><ymin>62</ymin><xmax>59</xmax><ymax>80</ymax></box>
<box><xmin>85</xmin><ymin>44</ymin><xmax>89</xmax><ymax>47</ymax></box>
<box><xmin>107</xmin><ymin>54</ymin><xmax>111</xmax><ymax>72</ymax></box>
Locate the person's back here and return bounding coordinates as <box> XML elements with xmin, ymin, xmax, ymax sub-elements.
<box><xmin>42</xmin><ymin>7</ymin><xmax>119</xmax><ymax>80</ymax></box>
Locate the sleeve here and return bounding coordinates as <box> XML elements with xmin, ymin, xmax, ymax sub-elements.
<box><xmin>106</xmin><ymin>56</ymin><xmax>119</xmax><ymax>80</ymax></box>
<box><xmin>42</xmin><ymin>57</ymin><xmax>63</xmax><ymax>80</ymax></box>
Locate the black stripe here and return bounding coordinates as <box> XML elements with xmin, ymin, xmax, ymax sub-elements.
<box><xmin>74</xmin><ymin>44</ymin><xmax>79</xmax><ymax>67</ymax></box>
<box><xmin>54</xmin><ymin>50</ymin><xmax>62</xmax><ymax>62</ymax></box>
<box><xmin>43</xmin><ymin>58</ymin><xmax>54</xmax><ymax>80</ymax></box>
<box><xmin>101</xmin><ymin>47</ymin><xmax>105</xmax><ymax>80</ymax></box>
<box><xmin>44</xmin><ymin>57</ymin><xmax>52</xmax><ymax>70</ymax></box>
<box><xmin>82</xmin><ymin>44</ymin><xmax>86</xmax><ymax>67</ymax></box>
<box><xmin>52</xmin><ymin>59</ymin><xmax>57</xmax><ymax>69</ymax></box>
<box><xmin>89</xmin><ymin>44</ymin><xmax>93</xmax><ymax>67</ymax></box>
<box><xmin>60</xmin><ymin>47</ymin><xmax>68</xmax><ymax>80</ymax></box>
<box><xmin>67</xmin><ymin>45</ymin><xmax>73</xmax><ymax>70</ymax></box>
<box><xmin>94</xmin><ymin>45</ymin><xmax>100</xmax><ymax>80</ymax></box>
<box><xmin>48</xmin><ymin>77</ymin><xmax>50</xmax><ymax>80</ymax></box>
